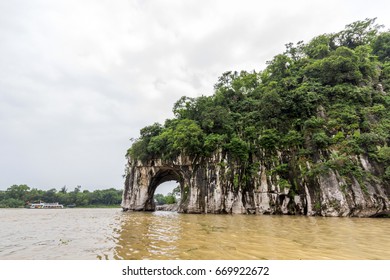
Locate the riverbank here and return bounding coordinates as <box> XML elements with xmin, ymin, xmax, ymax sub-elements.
<box><xmin>155</xmin><ymin>204</ymin><xmax>179</xmax><ymax>211</ymax></box>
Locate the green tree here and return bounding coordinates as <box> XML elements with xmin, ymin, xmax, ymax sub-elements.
<box><xmin>171</xmin><ymin>185</ymin><xmax>181</xmax><ymax>198</ymax></box>
<box><xmin>165</xmin><ymin>193</ymin><xmax>176</xmax><ymax>204</ymax></box>
<box><xmin>373</xmin><ymin>32</ymin><xmax>390</xmax><ymax>62</ymax></box>
<box><xmin>0</xmin><ymin>198</ymin><xmax>24</xmax><ymax>208</ymax></box>
<box><xmin>332</xmin><ymin>18</ymin><xmax>382</xmax><ymax>49</ymax></box>
<box><xmin>60</xmin><ymin>186</ymin><xmax>67</xmax><ymax>194</ymax></box>
<box><xmin>305</xmin><ymin>34</ymin><xmax>332</xmax><ymax>59</ymax></box>
<box><xmin>42</xmin><ymin>188</ymin><xmax>58</xmax><ymax>203</ymax></box>
<box><xmin>6</xmin><ymin>184</ymin><xmax>30</xmax><ymax>201</ymax></box>
<box><xmin>101</xmin><ymin>188</ymin><xmax>121</xmax><ymax>205</ymax></box>
<box><xmin>154</xmin><ymin>193</ymin><xmax>166</xmax><ymax>205</ymax></box>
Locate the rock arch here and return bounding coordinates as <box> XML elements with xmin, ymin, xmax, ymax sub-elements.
<box><xmin>121</xmin><ymin>160</ymin><xmax>186</xmax><ymax>211</ymax></box>
<box><xmin>144</xmin><ymin>167</ymin><xmax>184</xmax><ymax>210</ymax></box>
<box><xmin>121</xmin><ymin>154</ymin><xmax>259</xmax><ymax>214</ymax></box>
<box><xmin>121</xmin><ymin>153</ymin><xmax>389</xmax><ymax>216</ymax></box>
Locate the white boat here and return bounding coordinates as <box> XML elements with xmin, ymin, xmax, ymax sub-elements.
<box><xmin>29</xmin><ymin>202</ymin><xmax>64</xmax><ymax>209</ymax></box>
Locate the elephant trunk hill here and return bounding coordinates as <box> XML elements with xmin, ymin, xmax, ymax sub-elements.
<box><xmin>122</xmin><ymin>19</ymin><xmax>390</xmax><ymax>217</ymax></box>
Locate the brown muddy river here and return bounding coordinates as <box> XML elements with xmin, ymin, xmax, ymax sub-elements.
<box><xmin>0</xmin><ymin>208</ymin><xmax>389</xmax><ymax>260</ymax></box>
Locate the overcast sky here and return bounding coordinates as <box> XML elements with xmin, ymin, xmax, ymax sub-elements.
<box><xmin>1</xmin><ymin>0</ymin><xmax>389</xmax><ymax>192</ymax></box>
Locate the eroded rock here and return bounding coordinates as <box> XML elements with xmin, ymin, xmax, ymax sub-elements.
<box><xmin>121</xmin><ymin>152</ymin><xmax>389</xmax><ymax>217</ymax></box>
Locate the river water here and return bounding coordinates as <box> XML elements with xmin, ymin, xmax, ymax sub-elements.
<box><xmin>0</xmin><ymin>208</ymin><xmax>389</xmax><ymax>260</ymax></box>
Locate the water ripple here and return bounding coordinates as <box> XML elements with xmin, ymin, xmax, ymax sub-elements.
<box><xmin>1</xmin><ymin>209</ymin><xmax>389</xmax><ymax>259</ymax></box>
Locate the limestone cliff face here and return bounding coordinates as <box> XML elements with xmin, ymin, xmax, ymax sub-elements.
<box><xmin>121</xmin><ymin>152</ymin><xmax>389</xmax><ymax>217</ymax></box>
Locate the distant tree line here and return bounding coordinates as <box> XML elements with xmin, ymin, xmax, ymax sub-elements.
<box><xmin>0</xmin><ymin>184</ymin><xmax>122</xmax><ymax>208</ymax></box>
<box><xmin>154</xmin><ymin>193</ymin><xmax>176</xmax><ymax>205</ymax></box>
<box><xmin>154</xmin><ymin>186</ymin><xmax>180</xmax><ymax>205</ymax></box>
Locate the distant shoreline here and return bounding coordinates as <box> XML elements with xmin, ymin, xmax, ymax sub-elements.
<box><xmin>0</xmin><ymin>205</ymin><xmax>122</xmax><ymax>209</ymax></box>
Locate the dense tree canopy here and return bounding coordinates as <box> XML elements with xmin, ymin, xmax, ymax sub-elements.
<box><xmin>127</xmin><ymin>19</ymin><xmax>390</xmax><ymax>190</ymax></box>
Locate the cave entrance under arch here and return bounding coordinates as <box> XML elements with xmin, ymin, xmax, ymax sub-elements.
<box><xmin>144</xmin><ymin>167</ymin><xmax>184</xmax><ymax>211</ymax></box>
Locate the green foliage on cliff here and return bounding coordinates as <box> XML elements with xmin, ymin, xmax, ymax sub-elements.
<box><xmin>128</xmin><ymin>19</ymin><xmax>390</xmax><ymax>189</ymax></box>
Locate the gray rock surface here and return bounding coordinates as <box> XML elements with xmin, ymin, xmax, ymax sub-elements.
<box><xmin>121</xmin><ymin>152</ymin><xmax>389</xmax><ymax>217</ymax></box>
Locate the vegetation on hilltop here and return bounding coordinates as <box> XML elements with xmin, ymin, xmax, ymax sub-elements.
<box><xmin>127</xmin><ymin>19</ymin><xmax>390</xmax><ymax>196</ymax></box>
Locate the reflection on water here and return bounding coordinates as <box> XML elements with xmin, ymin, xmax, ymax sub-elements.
<box><xmin>0</xmin><ymin>209</ymin><xmax>389</xmax><ymax>260</ymax></box>
<box><xmin>114</xmin><ymin>211</ymin><xmax>182</xmax><ymax>260</ymax></box>
<box><xmin>114</xmin><ymin>211</ymin><xmax>390</xmax><ymax>260</ymax></box>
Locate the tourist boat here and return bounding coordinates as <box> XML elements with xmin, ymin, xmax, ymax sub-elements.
<box><xmin>29</xmin><ymin>202</ymin><xmax>64</xmax><ymax>209</ymax></box>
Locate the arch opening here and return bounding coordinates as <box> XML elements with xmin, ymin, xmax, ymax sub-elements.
<box><xmin>144</xmin><ymin>168</ymin><xmax>184</xmax><ymax>211</ymax></box>
<box><xmin>154</xmin><ymin>181</ymin><xmax>181</xmax><ymax>210</ymax></box>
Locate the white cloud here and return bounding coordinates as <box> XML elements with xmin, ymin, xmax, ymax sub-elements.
<box><xmin>1</xmin><ymin>0</ymin><xmax>390</xmax><ymax>190</ymax></box>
